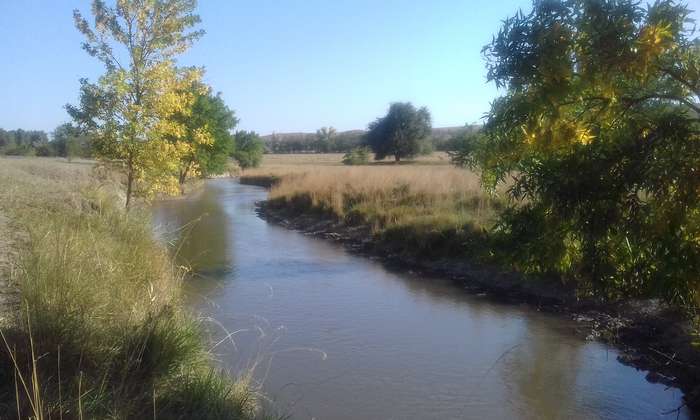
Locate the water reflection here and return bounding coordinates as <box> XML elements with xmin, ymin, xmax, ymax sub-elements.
<box><xmin>153</xmin><ymin>183</ymin><xmax>232</xmax><ymax>291</ymax></box>
<box><xmin>153</xmin><ymin>180</ymin><xmax>690</xmax><ymax>420</ymax></box>
<box><xmin>502</xmin><ymin>320</ymin><xmax>585</xmax><ymax>420</ymax></box>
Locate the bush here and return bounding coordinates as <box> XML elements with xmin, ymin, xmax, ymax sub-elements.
<box><xmin>342</xmin><ymin>147</ymin><xmax>371</xmax><ymax>165</ymax></box>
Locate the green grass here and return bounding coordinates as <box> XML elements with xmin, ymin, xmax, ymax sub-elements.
<box><xmin>0</xmin><ymin>158</ymin><xmax>260</xmax><ymax>419</ymax></box>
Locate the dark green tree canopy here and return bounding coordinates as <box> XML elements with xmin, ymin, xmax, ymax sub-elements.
<box><xmin>168</xmin><ymin>85</ymin><xmax>237</xmax><ymax>184</ymax></box>
<box><xmin>52</xmin><ymin>123</ymin><xmax>92</xmax><ymax>159</ymax></box>
<box><xmin>193</xmin><ymin>91</ymin><xmax>237</xmax><ymax>176</ymax></box>
<box><xmin>365</xmin><ymin>102</ymin><xmax>432</xmax><ymax>161</ymax></box>
<box><xmin>233</xmin><ymin>131</ymin><xmax>265</xmax><ymax>169</ymax></box>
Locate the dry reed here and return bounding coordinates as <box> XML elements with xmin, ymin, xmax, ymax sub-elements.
<box><xmin>243</xmin><ymin>158</ymin><xmax>504</xmax><ymax>257</ymax></box>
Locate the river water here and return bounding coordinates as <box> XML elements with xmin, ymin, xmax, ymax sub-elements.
<box><xmin>153</xmin><ymin>179</ymin><xmax>689</xmax><ymax>420</ymax></box>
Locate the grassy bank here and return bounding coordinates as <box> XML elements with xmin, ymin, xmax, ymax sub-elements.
<box><xmin>241</xmin><ymin>156</ymin><xmax>504</xmax><ymax>259</ymax></box>
<box><xmin>0</xmin><ymin>158</ymin><xmax>259</xmax><ymax>419</ymax></box>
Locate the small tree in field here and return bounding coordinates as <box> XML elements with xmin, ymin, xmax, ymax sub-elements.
<box><xmin>365</xmin><ymin>102</ymin><xmax>431</xmax><ymax>162</ymax></box>
<box><xmin>67</xmin><ymin>0</ymin><xmax>204</xmax><ymax>208</ymax></box>
<box><xmin>315</xmin><ymin>126</ymin><xmax>337</xmax><ymax>152</ymax></box>
<box><xmin>233</xmin><ymin>131</ymin><xmax>265</xmax><ymax>169</ymax></box>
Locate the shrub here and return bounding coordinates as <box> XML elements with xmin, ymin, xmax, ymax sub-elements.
<box><xmin>342</xmin><ymin>147</ymin><xmax>371</xmax><ymax>165</ymax></box>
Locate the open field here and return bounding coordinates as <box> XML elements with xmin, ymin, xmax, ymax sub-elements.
<box><xmin>0</xmin><ymin>158</ymin><xmax>258</xmax><ymax>419</ymax></box>
<box><xmin>259</xmin><ymin>152</ymin><xmax>451</xmax><ymax>168</ymax></box>
<box><xmin>242</xmin><ymin>155</ymin><xmax>504</xmax><ymax>258</ymax></box>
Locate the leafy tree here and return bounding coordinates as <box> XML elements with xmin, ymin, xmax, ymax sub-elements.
<box><xmin>233</xmin><ymin>131</ymin><xmax>264</xmax><ymax>169</ymax></box>
<box><xmin>449</xmin><ymin>131</ymin><xmax>487</xmax><ymax>168</ymax></box>
<box><xmin>167</xmin><ymin>83</ymin><xmax>237</xmax><ymax>191</ymax></box>
<box><xmin>365</xmin><ymin>102</ymin><xmax>431</xmax><ymax>162</ymax></box>
<box><xmin>314</xmin><ymin>126</ymin><xmax>337</xmax><ymax>152</ymax></box>
<box><xmin>472</xmin><ymin>0</ymin><xmax>700</xmax><ymax>302</ymax></box>
<box><xmin>67</xmin><ymin>0</ymin><xmax>204</xmax><ymax>208</ymax></box>
<box><xmin>52</xmin><ymin>123</ymin><xmax>91</xmax><ymax>161</ymax></box>
<box><xmin>418</xmin><ymin>139</ymin><xmax>433</xmax><ymax>156</ymax></box>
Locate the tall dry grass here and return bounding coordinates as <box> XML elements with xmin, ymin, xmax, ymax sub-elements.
<box><xmin>0</xmin><ymin>158</ymin><xmax>260</xmax><ymax>419</ymax></box>
<box><xmin>243</xmin><ymin>163</ymin><xmax>504</xmax><ymax>258</ymax></box>
<box><xmin>257</xmin><ymin>152</ymin><xmax>452</xmax><ymax>168</ymax></box>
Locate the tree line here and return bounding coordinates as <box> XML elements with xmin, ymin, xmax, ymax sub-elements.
<box><xmin>264</xmin><ymin>125</ymin><xmax>474</xmax><ymax>155</ymax></box>
<box><xmin>0</xmin><ymin>122</ymin><xmax>263</xmax><ymax>170</ymax></box>
<box><xmin>0</xmin><ymin>124</ymin><xmax>93</xmax><ymax>159</ymax></box>
<box><xmin>265</xmin><ymin>129</ymin><xmax>364</xmax><ymax>153</ymax></box>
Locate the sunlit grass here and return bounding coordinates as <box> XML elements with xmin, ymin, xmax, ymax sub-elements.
<box><xmin>0</xmin><ymin>157</ymin><xmax>260</xmax><ymax>419</ymax></box>
<box><xmin>257</xmin><ymin>151</ymin><xmax>451</xmax><ymax>168</ymax></box>
<box><xmin>242</xmin><ymin>160</ymin><xmax>504</xmax><ymax>258</ymax></box>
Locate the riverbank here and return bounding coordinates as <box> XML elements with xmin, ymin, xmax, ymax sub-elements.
<box><xmin>240</xmin><ymin>171</ymin><xmax>700</xmax><ymax>414</ymax></box>
<box><xmin>0</xmin><ymin>158</ymin><xmax>260</xmax><ymax>419</ymax></box>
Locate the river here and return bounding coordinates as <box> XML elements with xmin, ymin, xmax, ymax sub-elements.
<box><xmin>153</xmin><ymin>179</ymin><xmax>689</xmax><ymax>420</ymax></box>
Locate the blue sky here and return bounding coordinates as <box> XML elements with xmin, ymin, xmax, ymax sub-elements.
<box><xmin>5</xmin><ymin>0</ymin><xmax>693</xmax><ymax>135</ymax></box>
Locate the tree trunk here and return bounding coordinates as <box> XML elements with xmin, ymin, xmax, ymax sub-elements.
<box><xmin>395</xmin><ymin>155</ymin><xmax>401</xmax><ymax>163</ymax></box>
<box><xmin>178</xmin><ymin>164</ymin><xmax>190</xmax><ymax>195</ymax></box>
<box><xmin>125</xmin><ymin>162</ymin><xmax>134</xmax><ymax>210</ymax></box>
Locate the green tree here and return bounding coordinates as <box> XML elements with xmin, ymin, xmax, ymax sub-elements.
<box><xmin>448</xmin><ymin>130</ymin><xmax>487</xmax><ymax>168</ymax></box>
<box><xmin>365</xmin><ymin>102</ymin><xmax>431</xmax><ymax>162</ymax></box>
<box><xmin>473</xmin><ymin>0</ymin><xmax>700</xmax><ymax>302</ymax></box>
<box><xmin>168</xmin><ymin>84</ymin><xmax>237</xmax><ymax>191</ymax></box>
<box><xmin>67</xmin><ymin>0</ymin><xmax>205</xmax><ymax>208</ymax></box>
<box><xmin>233</xmin><ymin>131</ymin><xmax>264</xmax><ymax>169</ymax></box>
<box><xmin>314</xmin><ymin>126</ymin><xmax>337</xmax><ymax>152</ymax></box>
<box><xmin>52</xmin><ymin>123</ymin><xmax>91</xmax><ymax>161</ymax></box>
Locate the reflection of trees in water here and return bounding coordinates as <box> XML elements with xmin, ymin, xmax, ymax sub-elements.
<box><xmin>381</xmin><ymin>261</ymin><xmax>588</xmax><ymax>418</ymax></box>
<box><xmin>500</xmin><ymin>321</ymin><xmax>585</xmax><ymax>420</ymax></box>
<box><xmin>155</xmin><ymin>183</ymin><xmax>232</xmax><ymax>276</ymax></box>
<box><xmin>379</xmin><ymin>264</ymin><xmax>515</xmax><ymax>324</ymax></box>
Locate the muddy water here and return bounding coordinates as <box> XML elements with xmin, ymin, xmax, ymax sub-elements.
<box><xmin>153</xmin><ymin>179</ymin><xmax>689</xmax><ymax>420</ymax></box>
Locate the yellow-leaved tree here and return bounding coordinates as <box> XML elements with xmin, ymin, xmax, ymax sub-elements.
<box><xmin>455</xmin><ymin>0</ymin><xmax>700</xmax><ymax>303</ymax></box>
<box><xmin>67</xmin><ymin>0</ymin><xmax>205</xmax><ymax>208</ymax></box>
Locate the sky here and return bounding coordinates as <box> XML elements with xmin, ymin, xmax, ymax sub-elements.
<box><xmin>2</xmin><ymin>0</ymin><xmax>694</xmax><ymax>136</ymax></box>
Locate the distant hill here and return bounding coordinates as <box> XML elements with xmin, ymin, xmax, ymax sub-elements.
<box><xmin>262</xmin><ymin>127</ymin><xmax>470</xmax><ymax>142</ymax></box>
<box><xmin>261</xmin><ymin>126</ymin><xmax>478</xmax><ymax>153</ymax></box>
